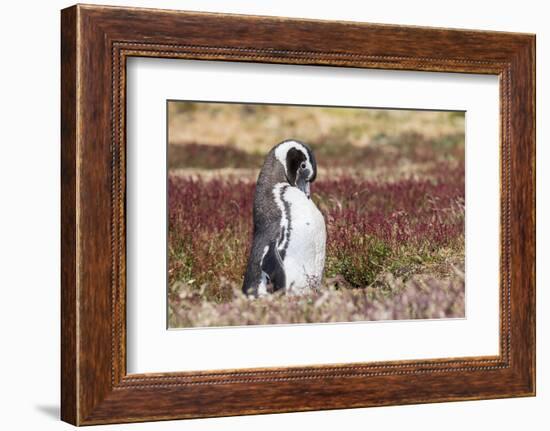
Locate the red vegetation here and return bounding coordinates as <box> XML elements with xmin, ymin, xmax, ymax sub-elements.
<box><xmin>168</xmin><ymin>162</ymin><xmax>464</xmax><ymax>291</ymax></box>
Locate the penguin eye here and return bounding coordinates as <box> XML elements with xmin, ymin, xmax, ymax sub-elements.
<box><xmin>300</xmin><ymin>162</ymin><xmax>307</xmax><ymax>170</ymax></box>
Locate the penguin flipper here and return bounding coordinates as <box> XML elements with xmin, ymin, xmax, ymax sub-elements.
<box><xmin>261</xmin><ymin>241</ymin><xmax>286</xmax><ymax>292</ymax></box>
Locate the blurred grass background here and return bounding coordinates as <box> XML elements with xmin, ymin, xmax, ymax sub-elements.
<box><xmin>168</xmin><ymin>101</ymin><xmax>464</xmax><ymax>152</ymax></box>
<box><xmin>168</xmin><ymin>102</ymin><xmax>464</xmax><ymax>174</ymax></box>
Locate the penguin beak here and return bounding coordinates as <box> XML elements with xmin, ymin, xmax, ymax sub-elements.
<box><xmin>296</xmin><ymin>171</ymin><xmax>311</xmax><ymax>199</ymax></box>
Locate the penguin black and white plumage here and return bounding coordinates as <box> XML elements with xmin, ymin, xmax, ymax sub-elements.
<box><xmin>242</xmin><ymin>139</ymin><xmax>326</xmax><ymax>296</ymax></box>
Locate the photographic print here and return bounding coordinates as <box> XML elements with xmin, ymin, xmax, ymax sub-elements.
<box><xmin>60</xmin><ymin>7</ymin><xmax>536</xmax><ymax>423</ymax></box>
<box><xmin>167</xmin><ymin>101</ymin><xmax>465</xmax><ymax>328</ymax></box>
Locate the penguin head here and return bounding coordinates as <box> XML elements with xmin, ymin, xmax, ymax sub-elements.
<box><xmin>274</xmin><ymin>139</ymin><xmax>317</xmax><ymax>199</ymax></box>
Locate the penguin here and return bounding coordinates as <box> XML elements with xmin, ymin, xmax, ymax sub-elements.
<box><xmin>242</xmin><ymin>139</ymin><xmax>326</xmax><ymax>297</ymax></box>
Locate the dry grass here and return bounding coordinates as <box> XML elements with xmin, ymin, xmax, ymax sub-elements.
<box><xmin>168</xmin><ymin>102</ymin><xmax>465</xmax><ymax>152</ymax></box>
<box><xmin>169</xmin><ymin>269</ymin><xmax>465</xmax><ymax>328</ymax></box>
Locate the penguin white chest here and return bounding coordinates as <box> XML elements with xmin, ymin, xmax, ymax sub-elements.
<box><xmin>280</xmin><ymin>186</ymin><xmax>326</xmax><ymax>293</ymax></box>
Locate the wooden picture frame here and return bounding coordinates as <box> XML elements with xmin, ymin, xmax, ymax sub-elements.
<box><xmin>61</xmin><ymin>4</ymin><xmax>535</xmax><ymax>425</ymax></box>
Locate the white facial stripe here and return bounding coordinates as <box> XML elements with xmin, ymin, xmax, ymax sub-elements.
<box><xmin>274</xmin><ymin>140</ymin><xmax>313</xmax><ymax>181</ymax></box>
<box><xmin>302</xmin><ymin>158</ymin><xmax>314</xmax><ymax>181</ymax></box>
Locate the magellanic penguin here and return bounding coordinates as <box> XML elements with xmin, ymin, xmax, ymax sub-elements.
<box><xmin>242</xmin><ymin>139</ymin><xmax>326</xmax><ymax>297</ymax></box>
